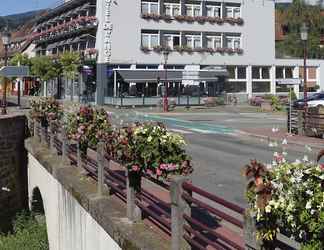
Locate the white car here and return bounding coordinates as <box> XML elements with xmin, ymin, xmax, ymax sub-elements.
<box><xmin>307</xmin><ymin>99</ymin><xmax>324</xmax><ymax>108</ymax></box>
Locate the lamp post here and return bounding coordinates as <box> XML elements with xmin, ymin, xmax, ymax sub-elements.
<box><xmin>1</xmin><ymin>29</ymin><xmax>11</xmax><ymax>115</ymax></box>
<box><xmin>162</xmin><ymin>50</ymin><xmax>169</xmax><ymax>112</ymax></box>
<box><xmin>300</xmin><ymin>22</ymin><xmax>308</xmax><ymax>130</ymax></box>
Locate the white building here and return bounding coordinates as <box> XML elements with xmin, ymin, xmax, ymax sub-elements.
<box><xmin>29</xmin><ymin>0</ymin><xmax>324</xmax><ymax>105</ymax></box>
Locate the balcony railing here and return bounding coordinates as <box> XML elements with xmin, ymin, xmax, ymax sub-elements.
<box><xmin>31</xmin><ymin>16</ymin><xmax>98</xmax><ymax>42</ymax></box>
<box><xmin>141</xmin><ymin>14</ymin><xmax>244</xmax><ymax>25</ymax></box>
<box><xmin>140</xmin><ymin>45</ymin><xmax>243</xmax><ymax>55</ymax></box>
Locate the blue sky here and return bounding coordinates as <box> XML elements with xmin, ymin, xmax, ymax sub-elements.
<box><xmin>0</xmin><ymin>0</ymin><xmax>59</xmax><ymax>16</ymax></box>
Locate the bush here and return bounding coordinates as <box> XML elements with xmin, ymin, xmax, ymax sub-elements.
<box><xmin>0</xmin><ymin>212</ymin><xmax>49</xmax><ymax>250</ymax></box>
<box><xmin>271</xmin><ymin>96</ymin><xmax>283</xmax><ymax>112</ymax></box>
<box><xmin>288</xmin><ymin>91</ymin><xmax>297</xmax><ymax>101</ymax></box>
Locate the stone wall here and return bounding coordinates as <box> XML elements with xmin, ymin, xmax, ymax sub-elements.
<box><xmin>0</xmin><ymin>114</ymin><xmax>28</xmax><ymax>232</ymax></box>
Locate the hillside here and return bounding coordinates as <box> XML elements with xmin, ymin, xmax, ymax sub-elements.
<box><xmin>0</xmin><ymin>10</ymin><xmax>46</xmax><ymax>31</ymax></box>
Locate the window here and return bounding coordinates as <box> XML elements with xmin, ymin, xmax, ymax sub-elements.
<box><xmin>252</xmin><ymin>82</ymin><xmax>270</xmax><ymax>93</ymax></box>
<box><xmin>276</xmin><ymin>67</ymin><xmax>294</xmax><ymax>79</ymax></box>
<box><xmin>185</xmin><ymin>4</ymin><xmax>201</xmax><ymax>17</ymax></box>
<box><xmin>252</xmin><ymin>67</ymin><xmax>270</xmax><ymax>80</ymax></box>
<box><xmin>225</xmin><ymin>82</ymin><xmax>246</xmax><ymax>93</ymax></box>
<box><xmin>141</xmin><ymin>33</ymin><xmax>159</xmax><ymax>49</ymax></box>
<box><xmin>276</xmin><ymin>67</ymin><xmax>284</xmax><ymax>79</ymax></box>
<box><xmin>164</xmin><ymin>3</ymin><xmax>180</xmax><ymax>16</ymax></box>
<box><xmin>141</xmin><ymin>1</ymin><xmax>159</xmax><ymax>14</ymax></box>
<box><xmin>226</xmin><ymin>36</ymin><xmax>241</xmax><ymax>49</ymax></box>
<box><xmin>185</xmin><ymin>35</ymin><xmax>202</xmax><ymax>49</ymax></box>
<box><xmin>164</xmin><ymin>34</ymin><xmax>180</xmax><ymax>49</ymax></box>
<box><xmin>206</xmin><ymin>36</ymin><xmax>222</xmax><ymax>49</ymax></box>
<box><xmin>225</xmin><ymin>6</ymin><xmax>241</xmax><ymax>18</ymax></box>
<box><xmin>206</xmin><ymin>5</ymin><xmax>221</xmax><ymax>17</ymax></box>
<box><xmin>237</xmin><ymin>67</ymin><xmax>246</xmax><ymax>79</ymax></box>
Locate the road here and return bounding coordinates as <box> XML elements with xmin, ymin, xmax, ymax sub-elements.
<box><xmin>128</xmin><ymin>111</ymin><xmax>314</xmax><ymax>206</ymax></box>
<box><xmin>6</xmin><ymin>97</ymin><xmax>314</xmax><ymax>206</ymax></box>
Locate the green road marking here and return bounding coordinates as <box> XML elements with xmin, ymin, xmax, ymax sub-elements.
<box><xmin>135</xmin><ymin>113</ymin><xmax>235</xmax><ymax>135</ymax></box>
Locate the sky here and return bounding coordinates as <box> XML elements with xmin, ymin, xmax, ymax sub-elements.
<box><xmin>0</xmin><ymin>0</ymin><xmax>60</xmax><ymax>16</ymax></box>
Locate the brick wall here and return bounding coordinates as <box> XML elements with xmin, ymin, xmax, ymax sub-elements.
<box><xmin>0</xmin><ymin>115</ymin><xmax>28</xmax><ymax>232</ymax></box>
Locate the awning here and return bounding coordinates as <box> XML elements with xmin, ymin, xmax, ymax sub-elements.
<box><xmin>114</xmin><ymin>68</ymin><xmax>228</xmax><ymax>83</ymax></box>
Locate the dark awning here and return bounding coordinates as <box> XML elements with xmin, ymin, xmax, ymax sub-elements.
<box><xmin>114</xmin><ymin>68</ymin><xmax>228</xmax><ymax>83</ymax></box>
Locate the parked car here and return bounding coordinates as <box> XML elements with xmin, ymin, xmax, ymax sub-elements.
<box><xmin>293</xmin><ymin>92</ymin><xmax>324</xmax><ymax>109</ymax></box>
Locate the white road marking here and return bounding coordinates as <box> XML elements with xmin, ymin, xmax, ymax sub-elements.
<box><xmin>170</xmin><ymin>128</ymin><xmax>193</xmax><ymax>134</ymax></box>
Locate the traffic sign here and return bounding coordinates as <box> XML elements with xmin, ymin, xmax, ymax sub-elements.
<box><xmin>276</xmin><ymin>78</ymin><xmax>302</xmax><ymax>85</ymax></box>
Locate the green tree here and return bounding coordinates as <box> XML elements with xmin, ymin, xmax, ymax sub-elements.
<box><xmin>59</xmin><ymin>51</ymin><xmax>81</xmax><ymax>80</ymax></box>
<box><xmin>9</xmin><ymin>53</ymin><xmax>31</xmax><ymax>66</ymax></box>
<box><xmin>277</xmin><ymin>0</ymin><xmax>324</xmax><ymax>59</ymax></box>
<box><xmin>59</xmin><ymin>52</ymin><xmax>81</xmax><ymax>100</ymax></box>
<box><xmin>30</xmin><ymin>56</ymin><xmax>61</xmax><ymax>82</ymax></box>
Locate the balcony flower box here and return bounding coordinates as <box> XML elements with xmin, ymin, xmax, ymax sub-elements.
<box><xmin>224</xmin><ymin>48</ymin><xmax>234</xmax><ymax>54</ymax></box>
<box><xmin>234</xmin><ymin>48</ymin><xmax>243</xmax><ymax>54</ymax></box>
<box><xmin>195</xmin><ymin>16</ymin><xmax>207</xmax><ymax>24</ymax></box>
<box><xmin>205</xmin><ymin>48</ymin><xmax>215</xmax><ymax>54</ymax></box>
<box><xmin>153</xmin><ymin>45</ymin><xmax>163</xmax><ymax>53</ymax></box>
<box><xmin>174</xmin><ymin>15</ymin><xmax>186</xmax><ymax>22</ymax></box>
<box><xmin>184</xmin><ymin>15</ymin><xmax>195</xmax><ymax>23</ymax></box>
<box><xmin>194</xmin><ymin>47</ymin><xmax>206</xmax><ymax>53</ymax></box>
<box><xmin>216</xmin><ymin>48</ymin><xmax>225</xmax><ymax>53</ymax></box>
<box><xmin>141</xmin><ymin>13</ymin><xmax>161</xmax><ymax>21</ymax></box>
<box><xmin>235</xmin><ymin>18</ymin><xmax>244</xmax><ymax>25</ymax></box>
<box><xmin>161</xmin><ymin>15</ymin><xmax>172</xmax><ymax>22</ymax></box>
<box><xmin>183</xmin><ymin>46</ymin><xmax>193</xmax><ymax>54</ymax></box>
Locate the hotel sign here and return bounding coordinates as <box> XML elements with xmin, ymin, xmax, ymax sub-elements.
<box><xmin>103</xmin><ymin>0</ymin><xmax>113</xmax><ymax>63</ymax></box>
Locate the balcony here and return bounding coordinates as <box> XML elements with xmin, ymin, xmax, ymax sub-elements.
<box><xmin>31</xmin><ymin>16</ymin><xmax>98</xmax><ymax>44</ymax></box>
<box><xmin>140</xmin><ymin>0</ymin><xmax>243</xmax><ymax>25</ymax></box>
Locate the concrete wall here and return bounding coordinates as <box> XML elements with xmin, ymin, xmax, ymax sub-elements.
<box><xmin>27</xmin><ymin>153</ymin><xmax>121</xmax><ymax>250</ymax></box>
<box><xmin>96</xmin><ymin>0</ymin><xmax>275</xmax><ymax>66</ymax></box>
<box><xmin>0</xmin><ymin>115</ymin><xmax>28</xmax><ymax>232</ymax></box>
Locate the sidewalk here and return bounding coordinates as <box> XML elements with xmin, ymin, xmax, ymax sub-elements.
<box><xmin>240</xmin><ymin>128</ymin><xmax>324</xmax><ymax>150</ymax></box>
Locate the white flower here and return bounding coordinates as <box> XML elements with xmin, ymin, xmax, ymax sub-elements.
<box><xmin>310</xmin><ymin>209</ymin><xmax>316</xmax><ymax>215</ymax></box>
<box><xmin>282</xmin><ymin>151</ymin><xmax>288</xmax><ymax>156</ymax></box>
<box><xmin>282</xmin><ymin>139</ymin><xmax>288</xmax><ymax>145</ymax></box>
<box><xmin>306</xmin><ymin>201</ymin><xmax>312</xmax><ymax>209</ymax></box>
<box><xmin>266</xmin><ymin>164</ymin><xmax>272</xmax><ymax>170</ymax></box>
<box><xmin>147</xmin><ymin>136</ymin><xmax>153</xmax><ymax>142</ymax></box>
<box><xmin>269</xmin><ymin>142</ymin><xmax>274</xmax><ymax>147</ymax></box>
<box><xmin>294</xmin><ymin>159</ymin><xmax>301</xmax><ymax>165</ymax></box>
<box><xmin>265</xmin><ymin>205</ymin><xmax>271</xmax><ymax>213</ymax></box>
<box><xmin>273</xmin><ymin>152</ymin><xmax>279</xmax><ymax>157</ymax></box>
<box><xmin>272</xmin><ymin>127</ymin><xmax>279</xmax><ymax>133</ymax></box>
<box><xmin>1</xmin><ymin>187</ymin><xmax>10</xmax><ymax>192</ymax></box>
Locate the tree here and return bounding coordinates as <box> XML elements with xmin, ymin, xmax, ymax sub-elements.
<box><xmin>9</xmin><ymin>53</ymin><xmax>31</xmax><ymax>66</ymax></box>
<box><xmin>59</xmin><ymin>52</ymin><xmax>81</xmax><ymax>100</ymax></box>
<box><xmin>276</xmin><ymin>0</ymin><xmax>324</xmax><ymax>59</ymax></box>
<box><xmin>30</xmin><ymin>56</ymin><xmax>62</xmax><ymax>96</ymax></box>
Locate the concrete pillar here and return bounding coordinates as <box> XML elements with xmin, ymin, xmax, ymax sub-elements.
<box><xmin>170</xmin><ymin>177</ymin><xmax>190</xmax><ymax>250</ymax></box>
<box><xmin>270</xmin><ymin>65</ymin><xmax>276</xmax><ymax>95</ymax></box>
<box><xmin>246</xmin><ymin>65</ymin><xmax>252</xmax><ymax>98</ymax></box>
<box><xmin>126</xmin><ymin>170</ymin><xmax>142</xmax><ymax>222</ymax></box>
<box><xmin>97</xmin><ymin>141</ymin><xmax>105</xmax><ymax>197</ymax></box>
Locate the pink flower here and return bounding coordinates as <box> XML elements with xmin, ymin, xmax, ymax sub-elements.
<box><xmin>159</xmin><ymin>163</ymin><xmax>167</xmax><ymax>170</ymax></box>
<box><xmin>320</xmin><ymin>164</ymin><xmax>324</xmax><ymax>171</ymax></box>
<box><xmin>146</xmin><ymin>169</ymin><xmax>153</xmax><ymax>175</ymax></box>
<box><xmin>167</xmin><ymin>164</ymin><xmax>177</xmax><ymax>171</ymax></box>
<box><xmin>132</xmin><ymin>165</ymin><xmax>140</xmax><ymax>172</ymax></box>
<box><xmin>156</xmin><ymin>169</ymin><xmax>162</xmax><ymax>176</ymax></box>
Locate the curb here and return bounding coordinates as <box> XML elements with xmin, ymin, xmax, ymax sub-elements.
<box><xmin>239</xmin><ymin>131</ymin><xmax>323</xmax><ymax>150</ymax></box>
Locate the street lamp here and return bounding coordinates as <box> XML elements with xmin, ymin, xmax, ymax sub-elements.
<box><xmin>300</xmin><ymin>22</ymin><xmax>308</xmax><ymax>130</ymax></box>
<box><xmin>1</xmin><ymin>28</ymin><xmax>11</xmax><ymax>115</ymax></box>
<box><xmin>162</xmin><ymin>50</ymin><xmax>169</xmax><ymax>112</ymax></box>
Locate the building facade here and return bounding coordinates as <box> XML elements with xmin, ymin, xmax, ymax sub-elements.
<box><xmin>22</xmin><ymin>0</ymin><xmax>324</xmax><ymax>105</ymax></box>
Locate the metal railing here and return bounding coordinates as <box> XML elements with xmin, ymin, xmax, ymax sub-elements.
<box><xmin>31</xmin><ymin>119</ymin><xmax>299</xmax><ymax>250</ymax></box>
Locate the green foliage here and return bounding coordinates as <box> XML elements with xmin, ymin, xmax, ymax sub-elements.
<box><xmin>9</xmin><ymin>53</ymin><xmax>31</xmax><ymax>67</ymax></box>
<box><xmin>271</xmin><ymin>95</ymin><xmax>283</xmax><ymax>112</ymax></box>
<box><xmin>30</xmin><ymin>56</ymin><xmax>61</xmax><ymax>82</ymax></box>
<box><xmin>277</xmin><ymin>0</ymin><xmax>324</xmax><ymax>59</ymax></box>
<box><xmin>0</xmin><ymin>212</ymin><xmax>48</xmax><ymax>250</ymax></box>
<box><xmin>289</xmin><ymin>90</ymin><xmax>297</xmax><ymax>101</ymax></box>
<box><xmin>59</xmin><ymin>52</ymin><xmax>81</xmax><ymax>80</ymax></box>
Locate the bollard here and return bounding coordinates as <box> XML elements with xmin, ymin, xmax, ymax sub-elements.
<box><xmin>32</xmin><ymin>119</ymin><xmax>37</xmax><ymax>138</ymax></box>
<box><xmin>244</xmin><ymin>210</ymin><xmax>262</xmax><ymax>250</ymax></box>
<box><xmin>170</xmin><ymin>177</ymin><xmax>191</xmax><ymax>250</ymax></box>
<box><xmin>41</xmin><ymin>124</ymin><xmax>47</xmax><ymax>145</ymax></box>
<box><xmin>97</xmin><ymin>141</ymin><xmax>105</xmax><ymax>197</ymax></box>
<box><xmin>126</xmin><ymin>170</ymin><xmax>142</xmax><ymax>222</ymax></box>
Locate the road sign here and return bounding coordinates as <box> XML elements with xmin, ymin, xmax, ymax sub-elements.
<box><xmin>276</xmin><ymin>78</ymin><xmax>302</xmax><ymax>85</ymax></box>
<box><xmin>0</xmin><ymin>66</ymin><xmax>29</xmax><ymax>77</ymax></box>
